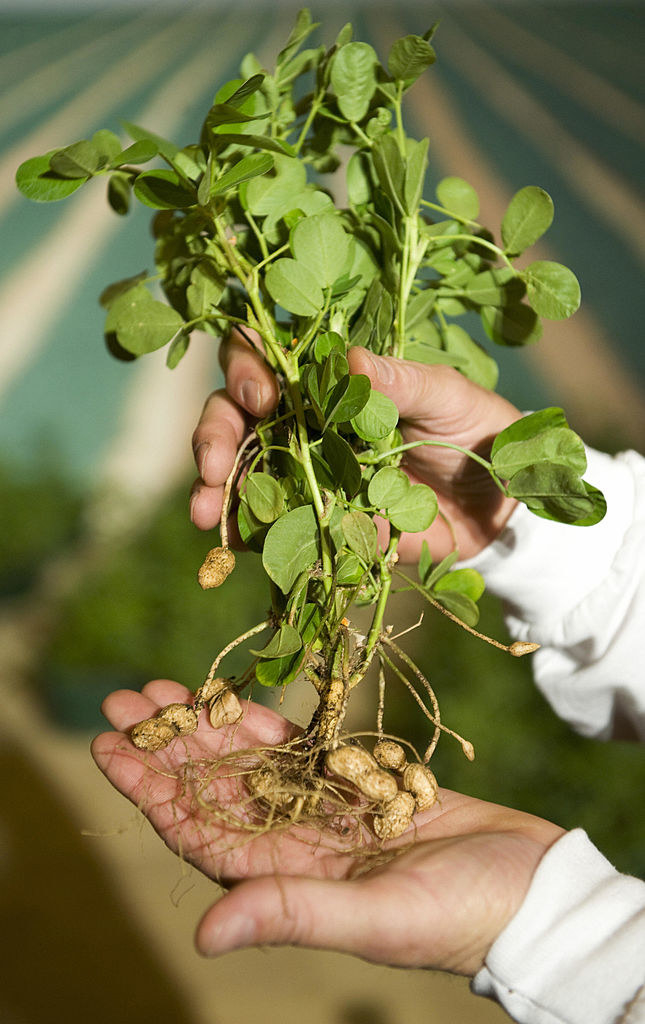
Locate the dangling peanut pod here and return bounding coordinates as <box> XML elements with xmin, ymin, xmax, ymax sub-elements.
<box><xmin>198</xmin><ymin>546</ymin><xmax>236</xmax><ymax>589</ymax></box>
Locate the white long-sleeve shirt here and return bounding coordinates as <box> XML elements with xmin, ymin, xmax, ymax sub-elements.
<box><xmin>465</xmin><ymin>448</ymin><xmax>645</xmax><ymax>1023</ymax></box>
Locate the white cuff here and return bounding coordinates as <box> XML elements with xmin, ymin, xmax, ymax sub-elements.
<box><xmin>472</xmin><ymin>829</ymin><xmax>645</xmax><ymax>1024</ymax></box>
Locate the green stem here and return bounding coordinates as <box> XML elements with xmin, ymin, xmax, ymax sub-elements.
<box><xmin>394</xmin><ymin>83</ymin><xmax>405</xmax><ymax>154</ymax></box>
<box><xmin>245</xmin><ymin>210</ymin><xmax>269</xmax><ymax>261</ymax></box>
<box><xmin>284</xmin><ymin>368</ymin><xmax>334</xmax><ymax>594</ymax></box>
<box><xmin>349</xmin><ymin>532</ymin><xmax>400</xmax><ymax>689</ymax></box>
<box><xmin>350</xmin><ymin>121</ymin><xmax>372</xmax><ymax>148</ymax></box>
<box><xmin>426</xmin><ymin>231</ymin><xmax>515</xmax><ymax>271</ymax></box>
<box><xmin>420</xmin><ymin>198</ymin><xmax>481</xmax><ymax>228</ymax></box>
<box><xmin>294</xmin><ymin>95</ymin><xmax>321</xmax><ymax>153</ymax></box>
<box><xmin>358</xmin><ymin>439</ymin><xmax>508</xmax><ymax>496</ymax></box>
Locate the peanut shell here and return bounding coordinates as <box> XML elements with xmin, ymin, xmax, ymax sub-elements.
<box><xmin>209</xmin><ymin>689</ymin><xmax>243</xmax><ymax>729</ymax></box>
<box><xmin>373</xmin><ymin>791</ymin><xmax>416</xmax><ymax>840</ymax></box>
<box><xmin>198</xmin><ymin>546</ymin><xmax>236</xmax><ymax>589</ymax></box>
<box><xmin>402</xmin><ymin>763</ymin><xmax>438</xmax><ymax>811</ymax></box>
<box><xmin>325</xmin><ymin>745</ymin><xmax>377</xmax><ymax>783</ymax></box>
<box><xmin>130</xmin><ymin>717</ymin><xmax>177</xmax><ymax>752</ymax></box>
<box><xmin>373</xmin><ymin>740</ymin><xmax>406</xmax><ymax>773</ymax></box>
<box><xmin>357</xmin><ymin>768</ymin><xmax>398</xmax><ymax>803</ymax></box>
<box><xmin>158</xmin><ymin>703</ymin><xmax>198</xmax><ymax>736</ymax></box>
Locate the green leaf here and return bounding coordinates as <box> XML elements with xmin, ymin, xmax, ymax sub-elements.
<box><xmin>166</xmin><ymin>332</ymin><xmax>190</xmax><ymax>369</ymax></box>
<box><xmin>434</xmin><ymin>567</ymin><xmax>485</xmax><ymax>602</ymax></box>
<box><xmin>491</xmin><ymin>408</ymin><xmax>569</xmax><ymax>459</ymax></box>
<box><xmin>502</xmin><ymin>186</ymin><xmax>554</xmax><ymax>255</ymax></box>
<box><xmin>367</xmin><ymin>466</ymin><xmax>409</xmax><ymax>509</ymax></box>
<box><xmin>433</xmin><ymin>590</ymin><xmax>480</xmax><ymax>627</ymax></box>
<box><xmin>341</xmin><ymin>510</ymin><xmax>378</xmax><ymax>563</ymax></box>
<box><xmin>255</xmin><ymin>651</ymin><xmax>301</xmax><ymax>688</ymax></box>
<box><xmin>104</xmin><ymin>284</ymin><xmax>185</xmax><ymax>355</ymax></box>
<box><xmin>435</xmin><ymin>176</ymin><xmax>479</xmax><ymax>220</ymax></box>
<box><xmin>387</xmin><ymin>483</ymin><xmax>438</xmax><ymax>533</ymax></box>
<box><xmin>291</xmin><ymin>212</ymin><xmax>351</xmax><ymax>287</ymax></box>
<box><xmin>492</xmin><ymin>426</ymin><xmax>587</xmax><ymax>480</ymax></box>
<box><xmin>133</xmin><ymin>170</ymin><xmax>195</xmax><ymax>210</ymax></box>
<box><xmin>524</xmin><ymin>261</ymin><xmax>581</xmax><ymax>320</ymax></box>
<box><xmin>325</xmin><ymin>373</ymin><xmax>371</xmax><ymax>424</ymax></box>
<box><xmin>442</xmin><ymin>324</ymin><xmax>499</xmax><ymax>390</ymax></box>
<box><xmin>464</xmin><ymin>268</ymin><xmax>524</xmax><ymax>308</ymax></box>
<box><xmin>205</xmin><ymin>103</ymin><xmax>271</xmax><ymax>131</ymax></box>
<box><xmin>92</xmin><ymin>129</ymin><xmax>122</xmax><ymax>163</ymax></box>
<box><xmin>481</xmin><ymin>303</ymin><xmax>542</xmax><ymax>347</ymax></box>
<box><xmin>218</xmin><ymin>73</ymin><xmax>266</xmax><ymax>109</ymax></box>
<box><xmin>186</xmin><ymin>262</ymin><xmax>224</xmax><ymax>319</ymax></box>
<box><xmin>210</xmin><ymin>152</ymin><xmax>274</xmax><ymax>196</ymax></box>
<box><xmin>277</xmin><ymin>8</ymin><xmax>319</xmax><ymax>66</ymax></box>
<box><xmin>16</xmin><ymin>154</ymin><xmax>87</xmax><ymax>202</ymax></box>
<box><xmin>387</xmin><ymin>34</ymin><xmax>436</xmax><ymax>82</ymax></box>
<box><xmin>422</xmin><ymin>549</ymin><xmax>459</xmax><ymax>589</ymax></box>
<box><xmin>404</xmin><ymin>342</ymin><xmax>467</xmax><ymax>368</ymax></box>
<box><xmin>211</xmin><ymin>133</ymin><xmax>294</xmax><ymax>156</ymax></box>
<box><xmin>322</xmin><ymin>430</ymin><xmax>362</xmax><ymax>497</ymax></box>
<box><xmin>507</xmin><ymin>464</ymin><xmax>597</xmax><ymax>524</ymax></box>
<box><xmin>262</xmin><ymin>504</ymin><xmax>320</xmax><ymax>593</ymax></box>
<box><xmin>406</xmin><ymin>289</ymin><xmax>437</xmax><ymax>328</ymax></box>
<box><xmin>246</xmin><ymin>472</ymin><xmax>285</xmax><ymax>524</ymax></box>
<box><xmin>336</xmin><ymin>551</ymin><xmax>365</xmax><ymax>585</ymax></box>
<box><xmin>99</xmin><ymin>272</ymin><xmax>148</xmax><ymax>309</ymax></box>
<box><xmin>111</xmin><ymin>139</ymin><xmax>158</xmax><ymax>167</ymax></box>
<box><xmin>314</xmin><ymin>331</ymin><xmax>345</xmax><ymax>362</ymax></box>
<box><xmin>418</xmin><ymin>540</ymin><xmax>433</xmax><ymax>584</ymax></box>
<box><xmin>265</xmin><ymin>258</ymin><xmax>324</xmax><ymax>316</ymax></box>
<box><xmin>250</xmin><ymin>623</ymin><xmax>302</xmax><ymax>658</ymax></box>
<box><xmin>243</xmin><ymin>153</ymin><xmax>307</xmax><ymax>216</ymax></box>
<box><xmin>122</xmin><ymin>120</ymin><xmax>180</xmax><ymax>163</ymax></box>
<box><xmin>404</xmin><ymin>137</ymin><xmax>429</xmax><ymax>215</ymax></box>
<box><xmin>351</xmin><ymin>389</ymin><xmax>399</xmax><ymax>441</ymax></box>
<box><xmin>237</xmin><ymin>496</ymin><xmax>268</xmax><ymax>552</ymax></box>
<box><xmin>107</xmin><ymin>172</ymin><xmax>131</xmax><ymax>215</ymax></box>
<box><xmin>347</xmin><ymin>151</ymin><xmax>372</xmax><ymax>206</ymax></box>
<box><xmin>372</xmin><ymin>134</ymin><xmax>405</xmax><ymax>212</ymax></box>
<box><xmin>49</xmin><ymin>140</ymin><xmax>103</xmax><ymax>178</ymax></box>
<box><xmin>331</xmin><ymin>42</ymin><xmax>378</xmax><ymax>122</ymax></box>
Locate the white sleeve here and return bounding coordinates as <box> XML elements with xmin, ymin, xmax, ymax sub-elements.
<box><xmin>471</xmin><ymin>829</ymin><xmax>645</xmax><ymax>1024</ymax></box>
<box><xmin>464</xmin><ymin>448</ymin><xmax>645</xmax><ymax>740</ymax></box>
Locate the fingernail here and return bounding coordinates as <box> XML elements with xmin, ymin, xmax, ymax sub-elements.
<box><xmin>194</xmin><ymin>441</ymin><xmax>211</xmax><ymax>478</ymax></box>
<box><xmin>189</xmin><ymin>490</ymin><xmax>201</xmax><ymax>524</ymax></box>
<box><xmin>203</xmin><ymin>913</ymin><xmax>256</xmax><ymax>955</ymax></box>
<box><xmin>241</xmin><ymin>380</ymin><xmax>262</xmax><ymax>414</ymax></box>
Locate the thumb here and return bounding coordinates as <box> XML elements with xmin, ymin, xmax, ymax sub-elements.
<box><xmin>196</xmin><ymin>874</ymin><xmax>393</xmax><ymax>963</ymax></box>
<box><xmin>348</xmin><ymin>346</ymin><xmax>470</xmax><ymax>427</ymax></box>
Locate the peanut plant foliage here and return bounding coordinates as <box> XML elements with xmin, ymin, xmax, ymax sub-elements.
<box><xmin>17</xmin><ymin>11</ymin><xmax>605</xmax><ymax>815</ymax></box>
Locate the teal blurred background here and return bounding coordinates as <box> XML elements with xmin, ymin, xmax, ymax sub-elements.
<box><xmin>1</xmin><ymin>4</ymin><xmax>644</xmax><ymax>1022</ymax></box>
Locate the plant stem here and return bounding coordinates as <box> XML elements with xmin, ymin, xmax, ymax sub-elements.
<box><xmin>359</xmin><ymin>439</ymin><xmax>508</xmax><ymax>495</ymax></box>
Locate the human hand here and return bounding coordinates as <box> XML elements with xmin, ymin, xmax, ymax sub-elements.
<box><xmin>190</xmin><ymin>333</ymin><xmax>520</xmax><ymax>562</ymax></box>
<box><xmin>92</xmin><ymin>681</ymin><xmax>564</xmax><ymax>975</ymax></box>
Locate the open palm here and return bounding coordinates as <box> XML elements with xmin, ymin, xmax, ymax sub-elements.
<box><xmin>92</xmin><ymin>678</ymin><xmax>564</xmax><ymax>975</ymax></box>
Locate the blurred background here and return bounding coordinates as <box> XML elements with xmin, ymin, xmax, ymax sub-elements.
<box><xmin>1</xmin><ymin>1</ymin><xmax>644</xmax><ymax>1021</ymax></box>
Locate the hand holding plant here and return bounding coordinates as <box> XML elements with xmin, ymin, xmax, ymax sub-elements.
<box><xmin>93</xmin><ymin>678</ymin><xmax>564</xmax><ymax>975</ymax></box>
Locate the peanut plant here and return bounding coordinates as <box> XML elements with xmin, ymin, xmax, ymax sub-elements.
<box><xmin>18</xmin><ymin>11</ymin><xmax>605</xmax><ymax>841</ymax></box>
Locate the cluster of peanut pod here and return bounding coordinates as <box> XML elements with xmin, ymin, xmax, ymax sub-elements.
<box><xmin>326</xmin><ymin>741</ymin><xmax>438</xmax><ymax>839</ymax></box>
